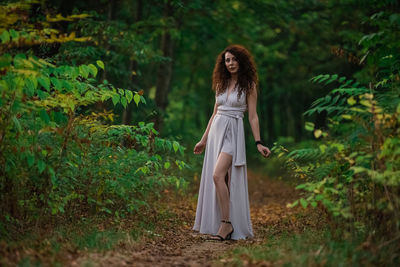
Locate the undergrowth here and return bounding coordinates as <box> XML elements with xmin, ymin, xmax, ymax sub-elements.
<box><xmin>219</xmin><ymin>227</ymin><xmax>399</xmax><ymax>267</ymax></box>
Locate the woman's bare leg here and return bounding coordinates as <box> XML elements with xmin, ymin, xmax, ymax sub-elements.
<box><xmin>213</xmin><ymin>152</ymin><xmax>233</xmax><ymax>238</ymax></box>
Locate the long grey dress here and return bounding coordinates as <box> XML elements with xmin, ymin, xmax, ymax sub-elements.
<box><xmin>193</xmin><ymin>85</ymin><xmax>254</xmax><ymax>240</ymax></box>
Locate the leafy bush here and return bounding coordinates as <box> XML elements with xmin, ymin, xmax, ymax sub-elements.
<box><xmin>0</xmin><ymin>1</ymin><xmax>187</xmax><ymax>234</ymax></box>
<box><xmin>275</xmin><ymin>8</ymin><xmax>400</xmax><ymax>238</ymax></box>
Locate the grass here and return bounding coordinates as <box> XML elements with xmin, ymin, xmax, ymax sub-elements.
<box><xmin>218</xmin><ymin>228</ymin><xmax>400</xmax><ymax>267</ymax></box>
<box><xmin>0</xmin><ymin>197</ymin><xmax>182</xmax><ymax>266</ymax></box>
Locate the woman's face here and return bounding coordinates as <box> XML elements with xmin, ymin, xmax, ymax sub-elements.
<box><xmin>224</xmin><ymin>51</ymin><xmax>239</xmax><ymax>74</ymax></box>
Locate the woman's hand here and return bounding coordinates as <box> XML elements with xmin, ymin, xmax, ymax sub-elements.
<box><xmin>257</xmin><ymin>144</ymin><xmax>271</xmax><ymax>158</ymax></box>
<box><xmin>194</xmin><ymin>140</ymin><xmax>206</xmax><ymax>154</ymax></box>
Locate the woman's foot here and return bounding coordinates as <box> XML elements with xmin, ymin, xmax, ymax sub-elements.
<box><xmin>209</xmin><ymin>220</ymin><xmax>234</xmax><ymax>241</ymax></box>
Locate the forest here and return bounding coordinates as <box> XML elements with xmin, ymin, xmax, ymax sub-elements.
<box><xmin>0</xmin><ymin>0</ymin><xmax>399</xmax><ymax>266</ymax></box>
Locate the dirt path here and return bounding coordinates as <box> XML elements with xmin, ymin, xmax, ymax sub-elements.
<box><xmin>74</xmin><ymin>170</ymin><xmax>301</xmax><ymax>266</ymax></box>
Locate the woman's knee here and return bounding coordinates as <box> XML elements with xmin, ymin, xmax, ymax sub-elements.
<box><xmin>213</xmin><ymin>172</ymin><xmax>224</xmax><ymax>185</ymax></box>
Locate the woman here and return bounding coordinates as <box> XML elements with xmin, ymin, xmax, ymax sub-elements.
<box><xmin>193</xmin><ymin>44</ymin><xmax>271</xmax><ymax>241</ymax></box>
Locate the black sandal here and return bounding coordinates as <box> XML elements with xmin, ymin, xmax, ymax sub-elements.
<box><xmin>209</xmin><ymin>220</ymin><xmax>234</xmax><ymax>241</ymax></box>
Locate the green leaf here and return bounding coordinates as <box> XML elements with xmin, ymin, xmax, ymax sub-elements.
<box><xmin>88</xmin><ymin>64</ymin><xmax>98</xmax><ymax>77</ymax></box>
<box><xmin>27</xmin><ymin>153</ymin><xmax>35</xmax><ymax>168</ymax></box>
<box><xmin>9</xmin><ymin>29</ymin><xmax>19</xmax><ymax>40</ymax></box>
<box><xmin>175</xmin><ymin>160</ymin><xmax>184</xmax><ymax>170</ymax></box>
<box><xmin>37</xmin><ymin>90</ymin><xmax>49</xmax><ymax>100</ymax></box>
<box><xmin>311</xmin><ymin>201</ymin><xmax>318</xmax><ymax>208</ymax></box>
<box><xmin>164</xmin><ymin>162</ymin><xmax>170</xmax><ymax>169</ymax></box>
<box><xmin>70</xmin><ymin>66</ymin><xmax>80</xmax><ymax>79</ymax></box>
<box><xmin>50</xmin><ymin>77</ymin><xmax>62</xmax><ymax>91</ymax></box>
<box><xmin>140</xmin><ymin>95</ymin><xmax>147</xmax><ymax>104</ymax></box>
<box><xmin>310</xmin><ymin>74</ymin><xmax>323</xmax><ymax>82</ymax></box>
<box><xmin>318</xmin><ymin>74</ymin><xmax>330</xmax><ymax>83</ymax></box>
<box><xmin>314</xmin><ymin>129</ymin><xmax>322</xmax><ymax>138</ymax></box>
<box><xmin>288</xmin><ymin>200</ymin><xmax>298</xmax><ymax>208</ymax></box>
<box><xmin>11</xmin><ymin>99</ymin><xmax>20</xmax><ymax>112</ymax></box>
<box><xmin>25</xmin><ymin>77</ymin><xmax>37</xmax><ymax>96</ymax></box>
<box><xmin>76</xmin><ymin>82</ymin><xmax>87</xmax><ymax>94</ymax></box>
<box><xmin>111</xmin><ymin>94</ymin><xmax>120</xmax><ymax>106</ymax></box>
<box><xmin>37</xmin><ymin>160</ymin><xmax>46</xmax><ymax>174</ymax></box>
<box><xmin>300</xmin><ymin>198</ymin><xmax>308</xmax><ymax>208</ymax></box>
<box><xmin>14</xmin><ymin>53</ymin><xmax>26</xmax><ymax>63</ymax></box>
<box><xmin>351</xmin><ymin>166</ymin><xmax>368</xmax><ymax>174</ymax></box>
<box><xmin>347</xmin><ymin>96</ymin><xmax>356</xmax><ymax>106</ymax></box>
<box><xmin>319</xmin><ymin>144</ymin><xmax>327</xmax><ymax>153</ymax></box>
<box><xmin>0</xmin><ymin>53</ymin><xmax>12</xmax><ymax>68</ymax></box>
<box><xmin>13</xmin><ymin>77</ymin><xmax>24</xmax><ymax>90</ymax></box>
<box><xmin>165</xmin><ymin>140</ymin><xmax>172</xmax><ymax>151</ymax></box>
<box><xmin>324</xmin><ymin>95</ymin><xmax>331</xmax><ymax>103</ymax></box>
<box><xmin>37</xmin><ymin>76</ymin><xmax>50</xmax><ymax>91</ymax></box>
<box><xmin>54</xmin><ymin>111</ymin><xmax>66</xmax><ymax>124</ymax></box>
<box><xmin>295</xmin><ymin>183</ymin><xmax>307</xmax><ymax>190</ymax></box>
<box><xmin>325</xmin><ymin>74</ymin><xmax>338</xmax><ymax>85</ymax></box>
<box><xmin>125</xmin><ymin>90</ymin><xmax>133</xmax><ymax>103</ymax></box>
<box><xmin>39</xmin><ymin>109</ymin><xmax>50</xmax><ymax>124</ymax></box>
<box><xmin>96</xmin><ymin>60</ymin><xmax>104</xmax><ymax>70</ymax></box>
<box><xmin>121</xmin><ymin>97</ymin><xmax>127</xmax><ymax>108</ymax></box>
<box><xmin>63</xmin><ymin>80</ymin><xmax>73</xmax><ymax>91</ymax></box>
<box><xmin>51</xmin><ymin>208</ymin><xmax>57</xmax><ymax>215</ymax></box>
<box><xmin>79</xmin><ymin>65</ymin><xmax>89</xmax><ymax>79</ymax></box>
<box><xmin>134</xmin><ymin>93</ymin><xmax>140</xmax><ymax>106</ymax></box>
<box><xmin>0</xmin><ymin>30</ymin><xmax>10</xmax><ymax>43</ymax></box>
<box><xmin>12</xmin><ymin>116</ymin><xmax>22</xmax><ymax>132</ymax></box>
<box><xmin>179</xmin><ymin>146</ymin><xmax>185</xmax><ymax>156</ymax></box>
<box><xmin>305</xmin><ymin>121</ymin><xmax>315</xmax><ymax>132</ymax></box>
<box><xmin>58</xmin><ymin>206</ymin><xmax>65</xmax><ymax>213</ymax></box>
<box><xmin>173</xmin><ymin>141</ymin><xmax>179</xmax><ymax>153</ymax></box>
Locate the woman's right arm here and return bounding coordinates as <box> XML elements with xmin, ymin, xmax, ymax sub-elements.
<box><xmin>193</xmin><ymin>102</ymin><xmax>218</xmax><ymax>154</ymax></box>
<box><xmin>200</xmin><ymin>102</ymin><xmax>218</xmax><ymax>144</ymax></box>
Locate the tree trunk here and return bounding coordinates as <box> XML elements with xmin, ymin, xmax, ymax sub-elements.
<box><xmin>96</xmin><ymin>0</ymin><xmax>118</xmax><ymax>112</ymax></box>
<box><xmin>285</xmin><ymin>95</ymin><xmax>295</xmax><ymax>137</ymax></box>
<box><xmin>122</xmin><ymin>0</ymin><xmax>142</xmax><ymax>125</ymax></box>
<box><xmin>154</xmin><ymin>0</ymin><xmax>175</xmax><ymax>132</ymax></box>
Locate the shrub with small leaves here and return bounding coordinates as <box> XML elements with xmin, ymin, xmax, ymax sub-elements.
<box><xmin>0</xmin><ymin>1</ymin><xmax>187</xmax><ymax>232</ymax></box>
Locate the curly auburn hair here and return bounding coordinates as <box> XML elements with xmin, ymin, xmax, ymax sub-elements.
<box><xmin>212</xmin><ymin>44</ymin><xmax>258</xmax><ymax>99</ymax></box>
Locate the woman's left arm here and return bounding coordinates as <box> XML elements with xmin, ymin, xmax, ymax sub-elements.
<box><xmin>247</xmin><ymin>86</ymin><xmax>271</xmax><ymax>158</ymax></box>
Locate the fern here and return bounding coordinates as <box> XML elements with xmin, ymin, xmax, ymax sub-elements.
<box><xmin>304</xmin><ymin>74</ymin><xmax>371</xmax><ymax>116</ymax></box>
<box><xmin>313</xmin><ymin>162</ymin><xmax>337</xmax><ymax>180</ymax></box>
<box><xmin>331</xmin><ymin>88</ymin><xmax>369</xmax><ymax>95</ymax></box>
<box><xmin>287</xmin><ymin>148</ymin><xmax>322</xmax><ymax>162</ymax></box>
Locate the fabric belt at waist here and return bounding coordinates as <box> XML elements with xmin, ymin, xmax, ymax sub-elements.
<box><xmin>216</xmin><ymin>109</ymin><xmax>246</xmax><ymax>166</ymax></box>
<box><xmin>216</xmin><ymin>109</ymin><xmax>244</xmax><ymax>119</ymax></box>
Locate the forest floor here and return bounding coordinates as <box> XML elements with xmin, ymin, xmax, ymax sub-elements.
<box><xmin>71</xmin><ymin>170</ymin><xmax>319</xmax><ymax>266</ymax></box>
<box><xmin>2</xmin><ymin>169</ymin><xmax>328</xmax><ymax>266</ymax></box>
<box><xmin>4</xmin><ymin>169</ymin><xmax>395</xmax><ymax>266</ymax></box>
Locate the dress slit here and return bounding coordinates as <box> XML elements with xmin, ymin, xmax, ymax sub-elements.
<box><xmin>225</xmin><ymin>164</ymin><xmax>232</xmax><ymax>195</ymax></box>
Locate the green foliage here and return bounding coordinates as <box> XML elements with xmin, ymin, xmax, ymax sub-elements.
<box><xmin>222</xmin><ymin>228</ymin><xmax>400</xmax><ymax>266</ymax></box>
<box><xmin>0</xmin><ymin>1</ymin><xmax>187</xmax><ymax>233</ymax></box>
<box><xmin>276</xmin><ymin>6</ymin><xmax>400</xmax><ymax>238</ymax></box>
